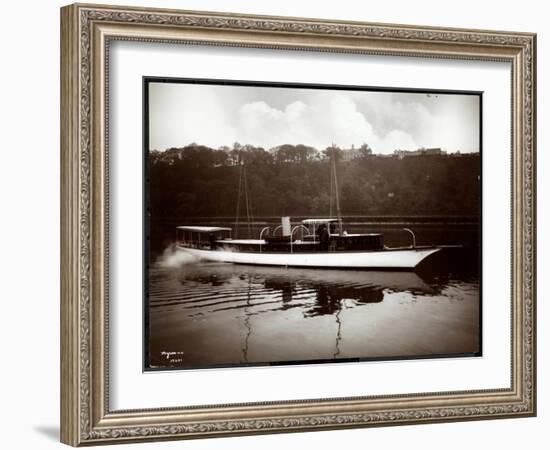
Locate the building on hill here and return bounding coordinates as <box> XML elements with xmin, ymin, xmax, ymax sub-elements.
<box><xmin>393</xmin><ymin>147</ymin><xmax>446</xmax><ymax>159</ymax></box>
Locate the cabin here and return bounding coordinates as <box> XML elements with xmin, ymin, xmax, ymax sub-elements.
<box><xmin>176</xmin><ymin>218</ymin><xmax>384</xmax><ymax>254</ymax></box>
<box><xmin>302</xmin><ymin>218</ymin><xmax>339</xmax><ymax>240</ymax></box>
<box><xmin>301</xmin><ymin>218</ymin><xmax>384</xmax><ymax>251</ymax></box>
<box><xmin>176</xmin><ymin>226</ymin><xmax>232</xmax><ymax>250</ymax></box>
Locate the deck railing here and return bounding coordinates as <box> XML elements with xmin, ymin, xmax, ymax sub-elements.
<box><xmin>290</xmin><ymin>225</ymin><xmax>310</xmax><ymax>254</ymax></box>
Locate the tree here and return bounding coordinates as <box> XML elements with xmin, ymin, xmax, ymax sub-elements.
<box><xmin>322</xmin><ymin>145</ymin><xmax>343</xmax><ymax>162</ymax></box>
<box><xmin>358</xmin><ymin>143</ymin><xmax>373</xmax><ymax>157</ymax></box>
<box><xmin>148</xmin><ymin>142</ymin><xmax>481</xmax><ymax>219</ymax></box>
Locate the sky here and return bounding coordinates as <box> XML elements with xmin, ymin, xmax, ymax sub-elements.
<box><xmin>148</xmin><ymin>81</ymin><xmax>480</xmax><ymax>154</ymax></box>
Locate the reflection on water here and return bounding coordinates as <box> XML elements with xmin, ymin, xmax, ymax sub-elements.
<box><xmin>147</xmin><ymin>252</ymin><xmax>480</xmax><ymax>369</ymax></box>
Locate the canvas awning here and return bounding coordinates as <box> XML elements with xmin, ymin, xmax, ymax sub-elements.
<box><xmin>302</xmin><ymin>218</ymin><xmax>338</xmax><ymax>224</ymax></box>
<box><xmin>176</xmin><ymin>226</ymin><xmax>232</xmax><ymax>233</ymax></box>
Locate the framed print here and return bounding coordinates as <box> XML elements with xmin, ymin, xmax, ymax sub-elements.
<box><xmin>144</xmin><ymin>78</ymin><xmax>482</xmax><ymax>371</ymax></box>
<box><xmin>60</xmin><ymin>3</ymin><xmax>536</xmax><ymax>446</ymax></box>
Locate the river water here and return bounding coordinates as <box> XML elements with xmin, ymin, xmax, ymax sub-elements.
<box><xmin>146</xmin><ymin>223</ymin><xmax>480</xmax><ymax>370</ymax></box>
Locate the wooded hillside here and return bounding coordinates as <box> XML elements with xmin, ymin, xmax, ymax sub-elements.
<box><xmin>149</xmin><ymin>144</ymin><xmax>480</xmax><ymax>220</ymax></box>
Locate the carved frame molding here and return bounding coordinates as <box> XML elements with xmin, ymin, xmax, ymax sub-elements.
<box><xmin>60</xmin><ymin>3</ymin><xmax>536</xmax><ymax>446</ymax></box>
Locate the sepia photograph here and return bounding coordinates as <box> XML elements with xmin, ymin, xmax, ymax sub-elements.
<box><xmin>144</xmin><ymin>78</ymin><xmax>482</xmax><ymax>370</ymax></box>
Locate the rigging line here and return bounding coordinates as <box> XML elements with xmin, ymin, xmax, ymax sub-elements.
<box><xmin>243</xmin><ymin>163</ymin><xmax>253</xmax><ymax>239</ymax></box>
<box><xmin>247</xmin><ymin>164</ymin><xmax>254</xmax><ymax>231</ymax></box>
<box><xmin>333</xmin><ymin>155</ymin><xmax>343</xmax><ymax>235</ymax></box>
<box><xmin>235</xmin><ymin>162</ymin><xmax>242</xmax><ymax>239</ymax></box>
<box><xmin>329</xmin><ymin>154</ymin><xmax>334</xmax><ymax>218</ymax></box>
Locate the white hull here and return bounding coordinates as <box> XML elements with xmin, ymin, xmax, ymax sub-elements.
<box><xmin>178</xmin><ymin>246</ymin><xmax>441</xmax><ymax>269</ymax></box>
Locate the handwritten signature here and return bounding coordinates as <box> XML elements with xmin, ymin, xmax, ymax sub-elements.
<box><xmin>160</xmin><ymin>351</ymin><xmax>185</xmax><ymax>359</ymax></box>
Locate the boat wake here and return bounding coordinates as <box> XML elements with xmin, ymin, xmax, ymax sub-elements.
<box><xmin>157</xmin><ymin>243</ymin><xmax>200</xmax><ymax>268</ymax></box>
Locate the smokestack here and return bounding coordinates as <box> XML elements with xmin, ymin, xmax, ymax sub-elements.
<box><xmin>281</xmin><ymin>216</ymin><xmax>291</xmax><ymax>236</ymax></box>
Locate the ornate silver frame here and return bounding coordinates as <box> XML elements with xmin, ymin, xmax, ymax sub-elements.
<box><xmin>60</xmin><ymin>3</ymin><xmax>536</xmax><ymax>446</ymax></box>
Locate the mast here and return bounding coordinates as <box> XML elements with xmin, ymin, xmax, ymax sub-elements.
<box><xmin>234</xmin><ymin>162</ymin><xmax>242</xmax><ymax>239</ymax></box>
<box><xmin>243</xmin><ymin>163</ymin><xmax>253</xmax><ymax>239</ymax></box>
<box><xmin>234</xmin><ymin>159</ymin><xmax>253</xmax><ymax>239</ymax></box>
<box><xmin>331</xmin><ymin>145</ymin><xmax>343</xmax><ymax>235</ymax></box>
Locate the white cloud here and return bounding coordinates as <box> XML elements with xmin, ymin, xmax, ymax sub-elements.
<box><xmin>377</xmin><ymin>130</ymin><xmax>418</xmax><ymax>152</ymax></box>
<box><xmin>236</xmin><ymin>93</ymin><xmax>418</xmax><ymax>153</ymax></box>
<box><xmin>149</xmin><ymin>83</ymin><xmax>479</xmax><ymax>153</ymax></box>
